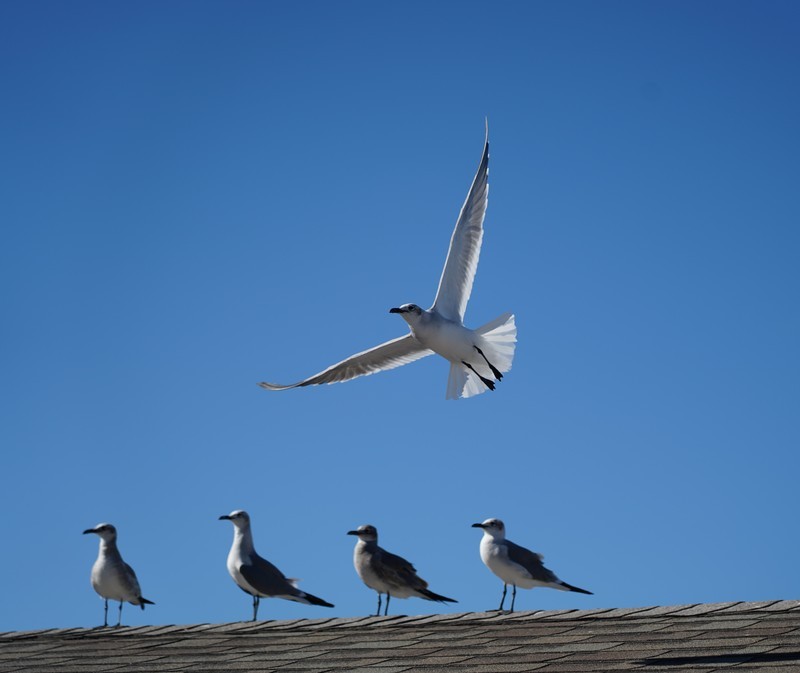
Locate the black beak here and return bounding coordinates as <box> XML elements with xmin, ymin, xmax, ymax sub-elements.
<box><xmin>389</xmin><ymin>307</ymin><xmax>404</xmax><ymax>314</ymax></box>
<box><xmin>471</xmin><ymin>523</ymin><xmax>485</xmax><ymax>529</ymax></box>
<box><xmin>346</xmin><ymin>530</ymin><xmax>359</xmax><ymax>536</ymax></box>
<box><xmin>82</xmin><ymin>528</ymin><xmax>95</xmax><ymax>535</ymax></box>
<box><xmin>219</xmin><ymin>515</ymin><xmax>231</xmax><ymax>521</ymax></box>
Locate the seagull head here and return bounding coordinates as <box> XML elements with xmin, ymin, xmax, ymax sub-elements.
<box><xmin>389</xmin><ymin>303</ymin><xmax>424</xmax><ymax>325</ymax></box>
<box><xmin>347</xmin><ymin>524</ymin><xmax>378</xmax><ymax>542</ymax></box>
<box><xmin>472</xmin><ymin>518</ymin><xmax>506</xmax><ymax>539</ymax></box>
<box><xmin>82</xmin><ymin>523</ymin><xmax>117</xmax><ymax>541</ymax></box>
<box><xmin>219</xmin><ymin>510</ymin><xmax>251</xmax><ymax>530</ymax></box>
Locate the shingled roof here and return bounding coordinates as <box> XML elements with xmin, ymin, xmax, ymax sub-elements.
<box><xmin>2</xmin><ymin>600</ymin><xmax>799</xmax><ymax>672</ymax></box>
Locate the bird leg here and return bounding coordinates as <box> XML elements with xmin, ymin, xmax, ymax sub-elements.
<box><xmin>498</xmin><ymin>584</ymin><xmax>507</xmax><ymax>611</ymax></box>
<box><xmin>462</xmin><ymin>361</ymin><xmax>495</xmax><ymax>390</ymax></box>
<box><xmin>252</xmin><ymin>595</ymin><xmax>260</xmax><ymax>621</ymax></box>
<box><xmin>103</xmin><ymin>599</ymin><xmax>109</xmax><ymax>627</ymax></box>
<box><xmin>385</xmin><ymin>593</ymin><xmax>391</xmax><ymax>616</ymax></box>
<box><xmin>474</xmin><ymin>346</ymin><xmax>503</xmax><ymax>380</ymax></box>
<box><xmin>116</xmin><ymin>601</ymin><xmax>123</xmax><ymax>627</ymax></box>
<box><xmin>376</xmin><ymin>593</ymin><xmax>382</xmax><ymax>617</ymax></box>
<box><xmin>510</xmin><ymin>585</ymin><xmax>517</xmax><ymax>613</ymax></box>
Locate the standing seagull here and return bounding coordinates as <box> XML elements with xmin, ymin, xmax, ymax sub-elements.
<box><xmin>472</xmin><ymin>519</ymin><xmax>592</xmax><ymax>612</ymax></box>
<box><xmin>219</xmin><ymin>510</ymin><xmax>333</xmax><ymax>621</ymax></box>
<box><xmin>259</xmin><ymin>126</ymin><xmax>516</xmax><ymax>399</ymax></box>
<box><xmin>82</xmin><ymin>523</ymin><xmax>154</xmax><ymax>627</ymax></box>
<box><xmin>347</xmin><ymin>524</ymin><xmax>457</xmax><ymax>616</ymax></box>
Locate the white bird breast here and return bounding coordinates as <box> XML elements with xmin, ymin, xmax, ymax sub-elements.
<box><xmin>480</xmin><ymin>538</ymin><xmax>532</xmax><ymax>586</ymax></box>
<box><xmin>91</xmin><ymin>560</ymin><xmax>137</xmax><ymax>602</ymax></box>
<box><xmin>412</xmin><ymin>317</ymin><xmax>478</xmax><ymax>364</ymax></box>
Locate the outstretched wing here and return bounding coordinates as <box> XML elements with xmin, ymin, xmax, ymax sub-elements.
<box><xmin>259</xmin><ymin>334</ymin><xmax>433</xmax><ymax>390</ymax></box>
<box><xmin>431</xmin><ymin>127</ymin><xmax>490</xmax><ymax>323</ymax></box>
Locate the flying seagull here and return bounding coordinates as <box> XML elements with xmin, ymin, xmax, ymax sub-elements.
<box><xmin>472</xmin><ymin>518</ymin><xmax>592</xmax><ymax>612</ymax></box>
<box><xmin>219</xmin><ymin>510</ymin><xmax>333</xmax><ymax>620</ymax></box>
<box><xmin>259</xmin><ymin>126</ymin><xmax>516</xmax><ymax>399</ymax></box>
<box><xmin>347</xmin><ymin>524</ymin><xmax>457</xmax><ymax>616</ymax></box>
<box><xmin>83</xmin><ymin>523</ymin><xmax>154</xmax><ymax>627</ymax></box>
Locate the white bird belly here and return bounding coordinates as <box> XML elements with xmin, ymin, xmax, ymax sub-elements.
<box><xmin>227</xmin><ymin>548</ymin><xmax>261</xmax><ymax>596</ymax></box>
<box><xmin>413</xmin><ymin>318</ymin><xmax>476</xmax><ymax>364</ymax></box>
<box><xmin>354</xmin><ymin>549</ymin><xmax>388</xmax><ymax>592</ymax></box>
<box><xmin>354</xmin><ymin>547</ymin><xmax>416</xmax><ymax>597</ymax></box>
<box><xmin>480</xmin><ymin>539</ymin><xmax>534</xmax><ymax>587</ymax></box>
<box><xmin>91</xmin><ymin>559</ymin><xmax>138</xmax><ymax>603</ymax></box>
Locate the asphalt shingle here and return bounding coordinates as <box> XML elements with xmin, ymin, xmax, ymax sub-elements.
<box><xmin>1</xmin><ymin>600</ymin><xmax>799</xmax><ymax>672</ymax></box>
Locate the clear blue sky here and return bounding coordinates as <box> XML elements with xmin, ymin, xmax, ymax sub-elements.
<box><xmin>2</xmin><ymin>1</ymin><xmax>799</xmax><ymax>631</ymax></box>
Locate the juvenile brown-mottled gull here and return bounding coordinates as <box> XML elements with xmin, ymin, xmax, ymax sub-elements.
<box><xmin>348</xmin><ymin>524</ymin><xmax>457</xmax><ymax>615</ymax></box>
<box><xmin>82</xmin><ymin>523</ymin><xmax>154</xmax><ymax>627</ymax></box>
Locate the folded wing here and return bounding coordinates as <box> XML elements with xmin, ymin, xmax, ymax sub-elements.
<box><xmin>372</xmin><ymin>548</ymin><xmax>428</xmax><ymax>592</ymax></box>
<box><xmin>259</xmin><ymin>334</ymin><xmax>433</xmax><ymax>390</ymax></box>
<box><xmin>505</xmin><ymin>540</ymin><xmax>558</xmax><ymax>584</ymax></box>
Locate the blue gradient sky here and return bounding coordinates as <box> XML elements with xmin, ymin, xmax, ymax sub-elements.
<box><xmin>2</xmin><ymin>1</ymin><xmax>799</xmax><ymax>631</ymax></box>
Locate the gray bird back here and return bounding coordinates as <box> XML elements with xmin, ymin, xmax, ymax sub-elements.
<box><xmin>240</xmin><ymin>554</ymin><xmax>299</xmax><ymax>597</ymax></box>
<box><xmin>505</xmin><ymin>540</ymin><xmax>559</xmax><ymax>584</ymax></box>
<box><xmin>371</xmin><ymin>546</ymin><xmax>428</xmax><ymax>592</ymax></box>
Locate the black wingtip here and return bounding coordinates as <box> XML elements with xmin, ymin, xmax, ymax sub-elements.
<box><xmin>306</xmin><ymin>593</ymin><xmax>335</xmax><ymax>608</ymax></box>
<box><xmin>562</xmin><ymin>582</ymin><xmax>593</xmax><ymax>595</ymax></box>
<box><xmin>421</xmin><ymin>589</ymin><xmax>458</xmax><ymax>604</ymax></box>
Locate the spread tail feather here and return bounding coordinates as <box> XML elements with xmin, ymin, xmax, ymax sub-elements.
<box><xmin>446</xmin><ymin>312</ymin><xmax>516</xmax><ymax>400</ymax></box>
<box><xmin>475</xmin><ymin>312</ymin><xmax>516</xmax><ymax>373</ymax></box>
<box><xmin>447</xmin><ymin>363</ymin><xmax>486</xmax><ymax>399</ymax></box>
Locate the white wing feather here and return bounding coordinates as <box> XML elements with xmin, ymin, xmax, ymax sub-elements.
<box><xmin>431</xmin><ymin>130</ymin><xmax>490</xmax><ymax>323</ymax></box>
<box><xmin>259</xmin><ymin>334</ymin><xmax>433</xmax><ymax>390</ymax></box>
